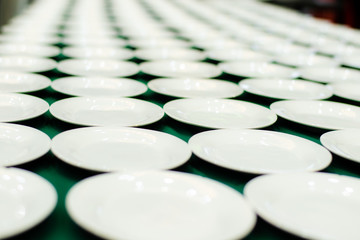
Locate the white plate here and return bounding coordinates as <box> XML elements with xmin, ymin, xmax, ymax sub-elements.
<box><xmin>299</xmin><ymin>66</ymin><xmax>360</xmax><ymax>83</ymax></box>
<box><xmin>57</xmin><ymin>59</ymin><xmax>139</xmax><ymax>77</ymax></box>
<box><xmin>219</xmin><ymin>61</ymin><xmax>299</xmax><ymax>79</ymax></box>
<box><xmin>320</xmin><ymin>129</ymin><xmax>360</xmax><ymax>163</ymax></box>
<box><xmin>270</xmin><ymin>100</ymin><xmax>360</xmax><ymax>130</ymax></box>
<box><xmin>51</xmin><ymin>127</ymin><xmax>191</xmax><ymax>172</ymax></box>
<box><xmin>0</xmin><ymin>55</ymin><xmax>57</xmax><ymax>73</ymax></box>
<box><xmin>244</xmin><ymin>172</ymin><xmax>360</xmax><ymax>240</ymax></box>
<box><xmin>0</xmin><ymin>71</ymin><xmax>51</xmax><ymax>93</ymax></box>
<box><xmin>341</xmin><ymin>55</ymin><xmax>360</xmax><ymax>69</ymax></box>
<box><xmin>0</xmin><ymin>93</ymin><xmax>49</xmax><ymax>122</ymax></box>
<box><xmin>51</xmin><ymin>77</ymin><xmax>147</xmax><ymax>97</ymax></box>
<box><xmin>140</xmin><ymin>60</ymin><xmax>221</xmax><ymax>78</ymax></box>
<box><xmin>240</xmin><ymin>78</ymin><xmax>332</xmax><ymax>100</ymax></box>
<box><xmin>189</xmin><ymin>129</ymin><xmax>331</xmax><ymax>174</ymax></box>
<box><xmin>0</xmin><ymin>35</ymin><xmax>61</xmax><ymax>45</ymax></box>
<box><xmin>50</xmin><ymin>97</ymin><xmax>163</xmax><ymax>127</ymax></box>
<box><xmin>206</xmin><ymin>48</ymin><xmax>271</xmax><ymax>62</ymax></box>
<box><xmin>329</xmin><ymin>82</ymin><xmax>360</xmax><ymax>102</ymax></box>
<box><xmin>0</xmin><ymin>43</ymin><xmax>60</xmax><ymax>57</ymax></box>
<box><xmin>66</xmin><ymin>170</ymin><xmax>256</xmax><ymax>240</ymax></box>
<box><xmin>148</xmin><ymin>78</ymin><xmax>242</xmax><ymax>98</ymax></box>
<box><xmin>0</xmin><ymin>167</ymin><xmax>57</xmax><ymax>239</ymax></box>
<box><xmin>62</xmin><ymin>37</ymin><xmax>127</xmax><ymax>47</ymax></box>
<box><xmin>128</xmin><ymin>38</ymin><xmax>191</xmax><ymax>48</ymax></box>
<box><xmin>164</xmin><ymin>98</ymin><xmax>277</xmax><ymax>129</ymax></box>
<box><xmin>62</xmin><ymin>47</ymin><xmax>134</xmax><ymax>60</ymax></box>
<box><xmin>274</xmin><ymin>53</ymin><xmax>338</xmax><ymax>68</ymax></box>
<box><xmin>0</xmin><ymin>123</ymin><xmax>51</xmax><ymax>166</ymax></box>
<box><xmin>192</xmin><ymin>38</ymin><xmax>244</xmax><ymax>50</ymax></box>
<box><xmin>135</xmin><ymin>48</ymin><xmax>206</xmax><ymax>61</ymax></box>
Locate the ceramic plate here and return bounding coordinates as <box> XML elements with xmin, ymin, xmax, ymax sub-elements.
<box><xmin>189</xmin><ymin>129</ymin><xmax>331</xmax><ymax>174</ymax></box>
<box><xmin>0</xmin><ymin>71</ymin><xmax>51</xmax><ymax>93</ymax></box>
<box><xmin>206</xmin><ymin>48</ymin><xmax>271</xmax><ymax>62</ymax></box>
<box><xmin>0</xmin><ymin>44</ymin><xmax>60</xmax><ymax>57</ymax></box>
<box><xmin>140</xmin><ymin>60</ymin><xmax>221</xmax><ymax>78</ymax></box>
<box><xmin>244</xmin><ymin>172</ymin><xmax>360</xmax><ymax>240</ymax></box>
<box><xmin>128</xmin><ymin>38</ymin><xmax>191</xmax><ymax>48</ymax></box>
<box><xmin>299</xmin><ymin>66</ymin><xmax>360</xmax><ymax>83</ymax></box>
<box><xmin>51</xmin><ymin>127</ymin><xmax>191</xmax><ymax>172</ymax></box>
<box><xmin>329</xmin><ymin>82</ymin><xmax>360</xmax><ymax>102</ymax></box>
<box><xmin>164</xmin><ymin>98</ymin><xmax>277</xmax><ymax>129</ymax></box>
<box><xmin>57</xmin><ymin>59</ymin><xmax>139</xmax><ymax>77</ymax></box>
<box><xmin>148</xmin><ymin>78</ymin><xmax>243</xmax><ymax>98</ymax></box>
<box><xmin>0</xmin><ymin>35</ymin><xmax>61</xmax><ymax>45</ymax></box>
<box><xmin>270</xmin><ymin>100</ymin><xmax>360</xmax><ymax>130</ymax></box>
<box><xmin>0</xmin><ymin>93</ymin><xmax>49</xmax><ymax>122</ymax></box>
<box><xmin>62</xmin><ymin>47</ymin><xmax>134</xmax><ymax>60</ymax></box>
<box><xmin>320</xmin><ymin>129</ymin><xmax>360</xmax><ymax>163</ymax></box>
<box><xmin>274</xmin><ymin>53</ymin><xmax>338</xmax><ymax>68</ymax></box>
<box><xmin>62</xmin><ymin>37</ymin><xmax>127</xmax><ymax>47</ymax></box>
<box><xmin>0</xmin><ymin>123</ymin><xmax>50</xmax><ymax>166</ymax></box>
<box><xmin>0</xmin><ymin>167</ymin><xmax>57</xmax><ymax>239</ymax></box>
<box><xmin>50</xmin><ymin>97</ymin><xmax>163</xmax><ymax>127</ymax></box>
<box><xmin>0</xmin><ymin>55</ymin><xmax>57</xmax><ymax>73</ymax></box>
<box><xmin>66</xmin><ymin>170</ymin><xmax>256</xmax><ymax>240</ymax></box>
<box><xmin>219</xmin><ymin>61</ymin><xmax>299</xmax><ymax>79</ymax></box>
<box><xmin>135</xmin><ymin>48</ymin><xmax>205</xmax><ymax>61</ymax></box>
<box><xmin>240</xmin><ymin>78</ymin><xmax>332</xmax><ymax>100</ymax></box>
<box><xmin>51</xmin><ymin>76</ymin><xmax>147</xmax><ymax>97</ymax></box>
<box><xmin>341</xmin><ymin>55</ymin><xmax>360</xmax><ymax>69</ymax></box>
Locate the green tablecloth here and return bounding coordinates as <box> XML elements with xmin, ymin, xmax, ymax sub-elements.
<box><xmin>7</xmin><ymin>53</ymin><xmax>360</xmax><ymax>240</ymax></box>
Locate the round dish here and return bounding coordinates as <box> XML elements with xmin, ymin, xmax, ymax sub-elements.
<box><xmin>219</xmin><ymin>61</ymin><xmax>299</xmax><ymax>79</ymax></box>
<box><xmin>51</xmin><ymin>76</ymin><xmax>147</xmax><ymax>97</ymax></box>
<box><xmin>0</xmin><ymin>43</ymin><xmax>60</xmax><ymax>57</ymax></box>
<box><xmin>270</xmin><ymin>100</ymin><xmax>360</xmax><ymax>130</ymax></box>
<box><xmin>128</xmin><ymin>38</ymin><xmax>191</xmax><ymax>48</ymax></box>
<box><xmin>61</xmin><ymin>37</ymin><xmax>127</xmax><ymax>47</ymax></box>
<box><xmin>0</xmin><ymin>93</ymin><xmax>49</xmax><ymax>122</ymax></box>
<box><xmin>66</xmin><ymin>170</ymin><xmax>256</xmax><ymax>240</ymax></box>
<box><xmin>240</xmin><ymin>78</ymin><xmax>332</xmax><ymax>100</ymax></box>
<box><xmin>148</xmin><ymin>78</ymin><xmax>242</xmax><ymax>98</ymax></box>
<box><xmin>206</xmin><ymin>48</ymin><xmax>271</xmax><ymax>62</ymax></box>
<box><xmin>0</xmin><ymin>167</ymin><xmax>57</xmax><ymax>239</ymax></box>
<box><xmin>57</xmin><ymin>59</ymin><xmax>139</xmax><ymax>77</ymax></box>
<box><xmin>329</xmin><ymin>82</ymin><xmax>360</xmax><ymax>102</ymax></box>
<box><xmin>0</xmin><ymin>55</ymin><xmax>57</xmax><ymax>73</ymax></box>
<box><xmin>0</xmin><ymin>71</ymin><xmax>51</xmax><ymax>93</ymax></box>
<box><xmin>164</xmin><ymin>98</ymin><xmax>277</xmax><ymax>129</ymax></box>
<box><xmin>50</xmin><ymin>97</ymin><xmax>163</xmax><ymax>127</ymax></box>
<box><xmin>341</xmin><ymin>55</ymin><xmax>360</xmax><ymax>69</ymax></box>
<box><xmin>140</xmin><ymin>60</ymin><xmax>221</xmax><ymax>78</ymax></box>
<box><xmin>244</xmin><ymin>172</ymin><xmax>360</xmax><ymax>240</ymax></box>
<box><xmin>189</xmin><ymin>129</ymin><xmax>331</xmax><ymax>174</ymax></box>
<box><xmin>135</xmin><ymin>48</ymin><xmax>206</xmax><ymax>61</ymax></box>
<box><xmin>299</xmin><ymin>66</ymin><xmax>360</xmax><ymax>83</ymax></box>
<box><xmin>62</xmin><ymin>47</ymin><xmax>134</xmax><ymax>60</ymax></box>
<box><xmin>51</xmin><ymin>127</ymin><xmax>191</xmax><ymax>172</ymax></box>
<box><xmin>320</xmin><ymin>129</ymin><xmax>360</xmax><ymax>163</ymax></box>
<box><xmin>0</xmin><ymin>123</ymin><xmax>50</xmax><ymax>166</ymax></box>
<box><xmin>274</xmin><ymin>53</ymin><xmax>338</xmax><ymax>68</ymax></box>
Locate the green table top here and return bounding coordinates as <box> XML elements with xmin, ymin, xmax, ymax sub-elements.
<box><xmin>5</xmin><ymin>53</ymin><xmax>360</xmax><ymax>240</ymax></box>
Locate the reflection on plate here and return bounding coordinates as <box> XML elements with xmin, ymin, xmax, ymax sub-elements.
<box><xmin>0</xmin><ymin>123</ymin><xmax>51</xmax><ymax>166</ymax></box>
<box><xmin>0</xmin><ymin>93</ymin><xmax>49</xmax><ymax>122</ymax></box>
<box><xmin>0</xmin><ymin>55</ymin><xmax>57</xmax><ymax>73</ymax></box>
<box><xmin>270</xmin><ymin>100</ymin><xmax>360</xmax><ymax>130</ymax></box>
<box><xmin>240</xmin><ymin>78</ymin><xmax>332</xmax><ymax>100</ymax></box>
<box><xmin>50</xmin><ymin>97</ymin><xmax>163</xmax><ymax>127</ymax></box>
<box><xmin>140</xmin><ymin>60</ymin><xmax>221</xmax><ymax>78</ymax></box>
<box><xmin>135</xmin><ymin>48</ymin><xmax>205</xmax><ymax>61</ymax></box>
<box><xmin>62</xmin><ymin>47</ymin><xmax>134</xmax><ymax>60</ymax></box>
<box><xmin>274</xmin><ymin>53</ymin><xmax>338</xmax><ymax>68</ymax></box>
<box><xmin>57</xmin><ymin>59</ymin><xmax>139</xmax><ymax>77</ymax></box>
<box><xmin>299</xmin><ymin>66</ymin><xmax>360</xmax><ymax>83</ymax></box>
<box><xmin>148</xmin><ymin>78</ymin><xmax>242</xmax><ymax>98</ymax></box>
<box><xmin>62</xmin><ymin>37</ymin><xmax>127</xmax><ymax>47</ymax></box>
<box><xmin>51</xmin><ymin>127</ymin><xmax>191</xmax><ymax>172</ymax></box>
<box><xmin>0</xmin><ymin>167</ymin><xmax>57</xmax><ymax>239</ymax></box>
<box><xmin>219</xmin><ymin>61</ymin><xmax>299</xmax><ymax>78</ymax></box>
<box><xmin>129</xmin><ymin>38</ymin><xmax>191</xmax><ymax>48</ymax></box>
<box><xmin>0</xmin><ymin>43</ymin><xmax>60</xmax><ymax>57</ymax></box>
<box><xmin>66</xmin><ymin>170</ymin><xmax>256</xmax><ymax>240</ymax></box>
<box><xmin>206</xmin><ymin>48</ymin><xmax>271</xmax><ymax>62</ymax></box>
<box><xmin>329</xmin><ymin>82</ymin><xmax>360</xmax><ymax>102</ymax></box>
<box><xmin>189</xmin><ymin>129</ymin><xmax>331</xmax><ymax>174</ymax></box>
<box><xmin>164</xmin><ymin>98</ymin><xmax>277</xmax><ymax>129</ymax></box>
<box><xmin>320</xmin><ymin>129</ymin><xmax>360</xmax><ymax>163</ymax></box>
<box><xmin>51</xmin><ymin>77</ymin><xmax>147</xmax><ymax>97</ymax></box>
<box><xmin>0</xmin><ymin>71</ymin><xmax>51</xmax><ymax>93</ymax></box>
<box><xmin>245</xmin><ymin>172</ymin><xmax>360</xmax><ymax>240</ymax></box>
